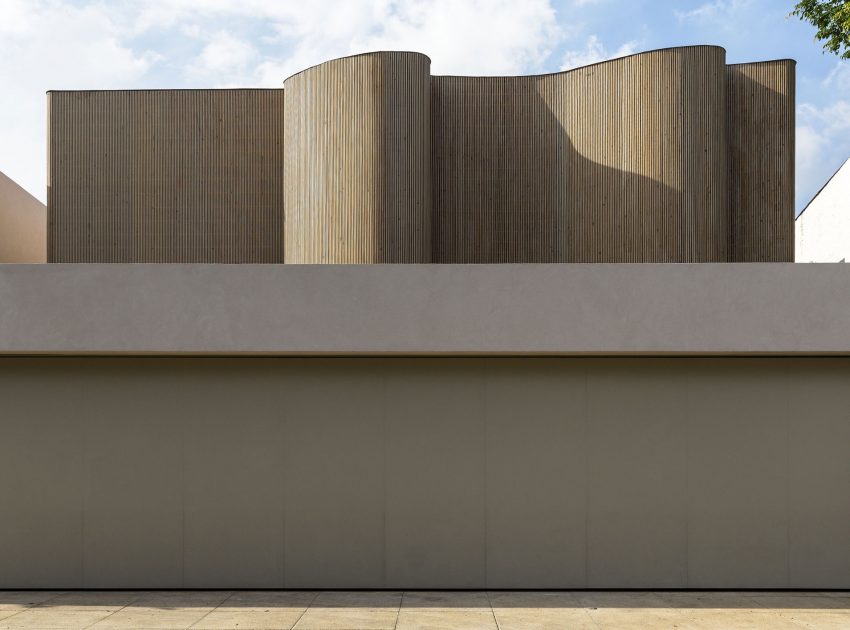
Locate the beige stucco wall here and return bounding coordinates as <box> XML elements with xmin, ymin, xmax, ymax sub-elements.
<box><xmin>0</xmin><ymin>171</ymin><xmax>46</xmax><ymax>262</ymax></box>
<box><xmin>1</xmin><ymin>356</ymin><xmax>848</xmax><ymax>589</ymax></box>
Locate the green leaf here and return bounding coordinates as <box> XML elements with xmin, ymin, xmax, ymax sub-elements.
<box><xmin>792</xmin><ymin>0</ymin><xmax>850</xmax><ymax>58</ymax></box>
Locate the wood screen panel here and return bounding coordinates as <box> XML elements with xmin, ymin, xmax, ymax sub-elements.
<box><xmin>431</xmin><ymin>46</ymin><xmax>729</xmax><ymax>262</ymax></box>
<box><xmin>48</xmin><ymin>90</ymin><xmax>285</xmax><ymax>263</ymax></box>
<box><xmin>727</xmin><ymin>61</ymin><xmax>796</xmax><ymax>262</ymax></box>
<box><xmin>284</xmin><ymin>52</ymin><xmax>431</xmax><ymax>263</ymax></box>
<box><xmin>47</xmin><ymin>48</ymin><xmax>795</xmax><ymax>264</ymax></box>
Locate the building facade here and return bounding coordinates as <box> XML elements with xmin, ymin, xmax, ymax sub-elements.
<box><xmin>1</xmin><ymin>264</ymin><xmax>850</xmax><ymax>589</ymax></box>
<box><xmin>2</xmin><ymin>47</ymin><xmax>848</xmax><ymax>591</ymax></box>
<box><xmin>48</xmin><ymin>47</ymin><xmax>795</xmax><ymax>264</ymax></box>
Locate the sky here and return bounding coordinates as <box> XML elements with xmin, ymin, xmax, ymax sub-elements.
<box><xmin>1</xmin><ymin>0</ymin><xmax>848</xmax><ymax>214</ymax></box>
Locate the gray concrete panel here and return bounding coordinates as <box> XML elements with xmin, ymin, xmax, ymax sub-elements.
<box><xmin>1</xmin><ymin>264</ymin><xmax>850</xmax><ymax>356</ymax></box>
<box><xmin>282</xmin><ymin>363</ymin><xmax>385</xmax><ymax>588</ymax></box>
<box><xmin>687</xmin><ymin>360</ymin><xmax>791</xmax><ymax>587</ymax></box>
<box><xmin>81</xmin><ymin>366</ymin><xmax>184</xmax><ymax>588</ymax></box>
<box><xmin>484</xmin><ymin>361</ymin><xmax>587</xmax><ymax>588</ymax></box>
<box><xmin>182</xmin><ymin>367</ymin><xmax>286</xmax><ymax>588</ymax></box>
<box><xmin>0</xmin><ymin>363</ymin><xmax>84</xmax><ymax>588</ymax></box>
<box><xmin>384</xmin><ymin>362</ymin><xmax>487</xmax><ymax>588</ymax></box>
<box><xmin>1</xmin><ymin>357</ymin><xmax>850</xmax><ymax>589</ymax></box>
<box><xmin>786</xmin><ymin>362</ymin><xmax>850</xmax><ymax>588</ymax></box>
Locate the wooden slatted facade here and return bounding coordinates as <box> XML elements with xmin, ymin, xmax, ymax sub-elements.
<box><xmin>431</xmin><ymin>47</ymin><xmax>729</xmax><ymax>262</ymax></box>
<box><xmin>727</xmin><ymin>61</ymin><xmax>796</xmax><ymax>262</ymax></box>
<box><xmin>47</xmin><ymin>47</ymin><xmax>795</xmax><ymax>263</ymax></box>
<box><xmin>284</xmin><ymin>53</ymin><xmax>431</xmax><ymax>263</ymax></box>
<box><xmin>48</xmin><ymin>90</ymin><xmax>285</xmax><ymax>263</ymax></box>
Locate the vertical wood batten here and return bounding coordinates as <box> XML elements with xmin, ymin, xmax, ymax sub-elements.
<box><xmin>46</xmin><ymin>47</ymin><xmax>794</xmax><ymax>264</ymax></box>
<box><xmin>430</xmin><ymin>46</ymin><xmax>730</xmax><ymax>263</ymax></box>
<box><xmin>727</xmin><ymin>61</ymin><xmax>796</xmax><ymax>262</ymax></box>
<box><xmin>47</xmin><ymin>89</ymin><xmax>285</xmax><ymax>263</ymax></box>
<box><xmin>283</xmin><ymin>52</ymin><xmax>431</xmax><ymax>264</ymax></box>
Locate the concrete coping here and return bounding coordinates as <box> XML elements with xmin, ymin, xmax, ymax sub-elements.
<box><xmin>0</xmin><ymin>263</ymin><xmax>848</xmax><ymax>356</ymax></box>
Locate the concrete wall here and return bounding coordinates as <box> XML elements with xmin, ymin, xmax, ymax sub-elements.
<box><xmin>2</xmin><ymin>263</ymin><xmax>849</xmax><ymax>355</ymax></box>
<box><xmin>47</xmin><ymin>47</ymin><xmax>796</xmax><ymax>263</ymax></box>
<box><xmin>796</xmin><ymin>157</ymin><xmax>850</xmax><ymax>263</ymax></box>
<box><xmin>1</xmin><ymin>356</ymin><xmax>848</xmax><ymax>589</ymax></box>
<box><xmin>0</xmin><ymin>170</ymin><xmax>46</xmax><ymax>262</ymax></box>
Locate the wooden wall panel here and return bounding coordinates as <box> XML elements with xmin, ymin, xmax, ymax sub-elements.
<box><xmin>727</xmin><ymin>61</ymin><xmax>796</xmax><ymax>262</ymax></box>
<box><xmin>48</xmin><ymin>90</ymin><xmax>285</xmax><ymax>263</ymax></box>
<box><xmin>46</xmin><ymin>48</ymin><xmax>795</xmax><ymax>264</ymax></box>
<box><xmin>284</xmin><ymin>52</ymin><xmax>431</xmax><ymax>263</ymax></box>
<box><xmin>682</xmin><ymin>48</ymin><xmax>731</xmax><ymax>262</ymax></box>
<box><xmin>432</xmin><ymin>46</ymin><xmax>729</xmax><ymax>262</ymax></box>
<box><xmin>430</xmin><ymin>76</ymin><xmax>563</xmax><ymax>263</ymax></box>
<box><xmin>49</xmin><ymin>91</ymin><xmax>131</xmax><ymax>262</ymax></box>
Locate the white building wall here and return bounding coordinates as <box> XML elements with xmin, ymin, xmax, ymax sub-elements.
<box><xmin>796</xmin><ymin>158</ymin><xmax>850</xmax><ymax>263</ymax></box>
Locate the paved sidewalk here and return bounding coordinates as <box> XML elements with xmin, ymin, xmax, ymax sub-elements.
<box><xmin>0</xmin><ymin>590</ymin><xmax>848</xmax><ymax>629</ymax></box>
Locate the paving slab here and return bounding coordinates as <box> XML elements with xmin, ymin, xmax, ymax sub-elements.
<box><xmin>86</xmin><ymin>607</ymin><xmax>215</xmax><ymax>630</ymax></box>
<box><xmin>0</xmin><ymin>592</ymin><xmax>63</xmax><ymax>610</ymax></box>
<box><xmin>491</xmin><ymin>606</ymin><xmax>597</xmax><ymax>630</ymax></box>
<box><xmin>0</xmin><ymin>609</ymin><xmax>116</xmax><ymax>629</ymax></box>
<box><xmin>190</xmin><ymin>608</ymin><xmax>306</xmax><ymax>630</ymax></box>
<box><xmin>0</xmin><ymin>590</ymin><xmax>847</xmax><ymax>629</ymax></box>
<box><xmin>395</xmin><ymin>608</ymin><xmax>498</xmax><ymax>630</ymax></box>
<box><xmin>291</xmin><ymin>591</ymin><xmax>401</xmax><ymax>630</ymax></box>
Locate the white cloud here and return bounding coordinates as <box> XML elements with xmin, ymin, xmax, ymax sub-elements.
<box><xmin>242</xmin><ymin>0</ymin><xmax>562</xmax><ymax>80</ymax></box>
<box><xmin>560</xmin><ymin>35</ymin><xmax>638</xmax><ymax>71</ymax></box>
<box><xmin>130</xmin><ymin>0</ymin><xmax>561</xmax><ymax>77</ymax></box>
<box><xmin>0</xmin><ymin>0</ymin><xmax>563</xmax><ymax>201</ymax></box>
<box><xmin>0</xmin><ymin>0</ymin><xmax>158</xmax><ymax>201</ymax></box>
<box><xmin>674</xmin><ymin>0</ymin><xmax>751</xmax><ymax>22</ymax></box>
<box><xmin>0</xmin><ymin>0</ymin><xmax>35</xmax><ymax>35</ymax></box>
<box><xmin>796</xmin><ymin>100</ymin><xmax>850</xmax><ymax>212</ymax></box>
<box><xmin>181</xmin><ymin>24</ymin><xmax>203</xmax><ymax>39</ymax></box>
<box><xmin>823</xmin><ymin>62</ymin><xmax>850</xmax><ymax>91</ymax></box>
<box><xmin>357</xmin><ymin>0</ymin><xmax>562</xmax><ymax>76</ymax></box>
<box><xmin>187</xmin><ymin>30</ymin><xmax>258</xmax><ymax>84</ymax></box>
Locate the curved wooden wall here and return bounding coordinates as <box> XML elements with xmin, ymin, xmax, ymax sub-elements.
<box><xmin>432</xmin><ymin>46</ymin><xmax>729</xmax><ymax>262</ymax></box>
<box><xmin>47</xmin><ymin>47</ymin><xmax>795</xmax><ymax>263</ymax></box>
<box><xmin>284</xmin><ymin>52</ymin><xmax>431</xmax><ymax>263</ymax></box>
<box><xmin>431</xmin><ymin>75</ymin><xmax>564</xmax><ymax>263</ymax></box>
<box><xmin>727</xmin><ymin>61</ymin><xmax>796</xmax><ymax>262</ymax></box>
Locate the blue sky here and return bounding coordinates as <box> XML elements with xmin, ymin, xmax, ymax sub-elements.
<box><xmin>1</xmin><ymin>0</ymin><xmax>848</xmax><ymax>213</ymax></box>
